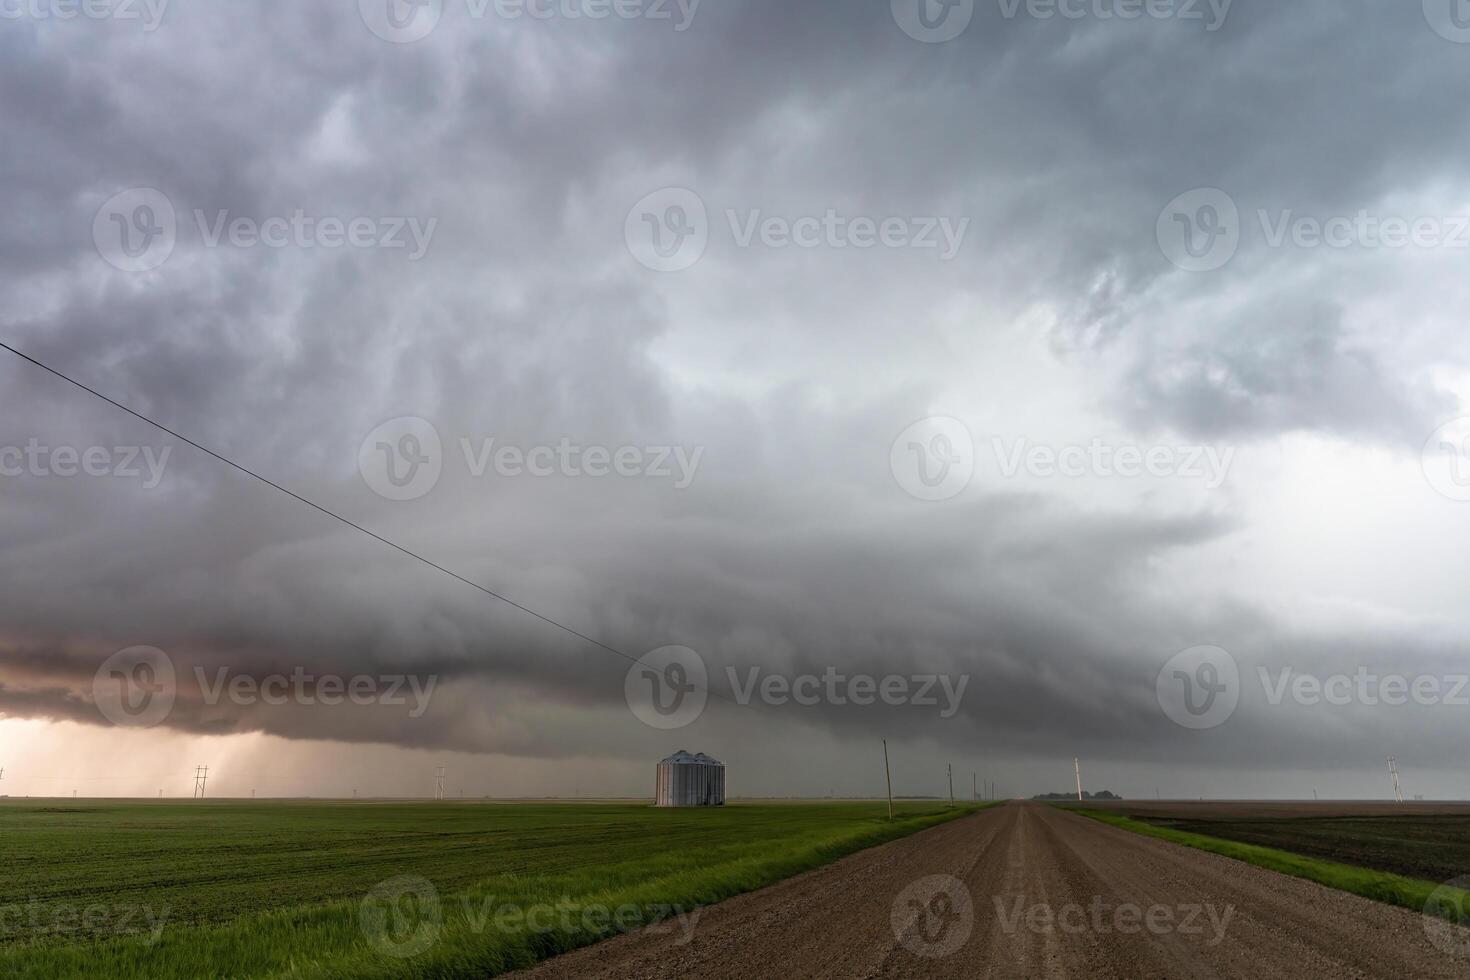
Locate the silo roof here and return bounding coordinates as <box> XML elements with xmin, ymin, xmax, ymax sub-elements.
<box><xmin>659</xmin><ymin>750</ymin><xmax>722</xmax><ymax>765</ymax></box>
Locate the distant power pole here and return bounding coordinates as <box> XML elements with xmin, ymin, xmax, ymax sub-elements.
<box><xmin>973</xmin><ymin>772</ymin><xmax>977</xmax><ymax>802</ymax></box>
<box><xmin>948</xmin><ymin>764</ymin><xmax>954</xmax><ymax>808</ymax></box>
<box><xmin>193</xmin><ymin>766</ymin><xmax>208</xmax><ymax>799</ymax></box>
<box><xmin>1074</xmin><ymin>758</ymin><xmax>1083</xmax><ymax>802</ymax></box>
<box><xmin>882</xmin><ymin>741</ymin><xmax>894</xmax><ymax>821</ymax></box>
<box><xmin>1388</xmin><ymin>756</ymin><xmax>1404</xmax><ymax>803</ymax></box>
<box><xmin>434</xmin><ymin>766</ymin><xmax>446</xmax><ymax>801</ymax></box>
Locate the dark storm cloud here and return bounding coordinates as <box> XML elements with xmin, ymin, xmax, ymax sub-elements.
<box><xmin>2</xmin><ymin>0</ymin><xmax>1468</xmax><ymax>788</ymax></box>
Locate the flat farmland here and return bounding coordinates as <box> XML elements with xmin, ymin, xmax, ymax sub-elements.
<box><xmin>0</xmin><ymin>798</ymin><xmax>977</xmax><ymax>979</ymax></box>
<box><xmin>1074</xmin><ymin>800</ymin><xmax>1470</xmax><ymax>882</ymax></box>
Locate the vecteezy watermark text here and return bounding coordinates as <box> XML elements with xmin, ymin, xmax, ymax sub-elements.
<box><xmin>726</xmin><ymin>666</ymin><xmax>969</xmax><ymax>719</ymax></box>
<box><xmin>360</xmin><ymin>875</ymin><xmax>700</xmax><ymax>960</ymax></box>
<box><xmin>0</xmin><ymin>440</ymin><xmax>170</xmax><ymax>488</ymax></box>
<box><xmin>892</xmin><ymin>0</ymin><xmax>1231</xmax><ymax>44</ymax></box>
<box><xmin>622</xmin><ymin>645</ymin><xmax>969</xmax><ymax>730</ymax></box>
<box><xmin>1158</xmin><ymin>188</ymin><xmax>1470</xmax><ymax>272</ymax></box>
<box><xmin>91</xmin><ymin>188</ymin><xmax>438</xmax><ymax>272</ymax></box>
<box><xmin>1158</xmin><ymin>645</ymin><xmax>1470</xmax><ymax>730</ymax></box>
<box><xmin>358</xmin><ymin>0</ymin><xmax>701</xmax><ymax>44</ymax></box>
<box><xmin>0</xmin><ymin>900</ymin><xmax>171</xmax><ymax>945</ymax></box>
<box><xmin>93</xmin><ymin>646</ymin><xmax>438</xmax><ymax>728</ymax></box>
<box><xmin>0</xmin><ymin>0</ymin><xmax>168</xmax><ymax>29</ymax></box>
<box><xmin>993</xmin><ymin>896</ymin><xmax>1235</xmax><ymax>944</ymax></box>
<box><xmin>194</xmin><ymin>667</ymin><xmax>437</xmax><ymax>718</ymax></box>
<box><xmin>889</xmin><ymin>417</ymin><xmax>1237</xmax><ymax>502</ymax></box>
<box><xmin>625</xmin><ymin>188</ymin><xmax>969</xmax><ymax>272</ymax></box>
<box><xmin>359</xmin><ymin>417</ymin><xmax>704</xmax><ymax>501</ymax></box>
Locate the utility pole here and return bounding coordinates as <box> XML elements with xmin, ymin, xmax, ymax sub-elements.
<box><xmin>1388</xmin><ymin>756</ymin><xmax>1404</xmax><ymax>803</ymax></box>
<box><xmin>882</xmin><ymin>741</ymin><xmax>894</xmax><ymax>821</ymax></box>
<box><xmin>973</xmin><ymin>772</ymin><xmax>977</xmax><ymax>802</ymax></box>
<box><xmin>193</xmin><ymin>765</ymin><xmax>208</xmax><ymax>799</ymax></box>
<box><xmin>948</xmin><ymin>764</ymin><xmax>954</xmax><ymax>808</ymax></box>
<box><xmin>1074</xmin><ymin>758</ymin><xmax>1083</xmax><ymax>802</ymax></box>
<box><xmin>434</xmin><ymin>766</ymin><xmax>446</xmax><ymax>801</ymax></box>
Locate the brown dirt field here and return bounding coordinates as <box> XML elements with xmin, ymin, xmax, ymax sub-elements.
<box><xmin>511</xmin><ymin>802</ymin><xmax>1470</xmax><ymax>979</ymax></box>
<box><xmin>1074</xmin><ymin>800</ymin><xmax>1470</xmax><ymax>820</ymax></box>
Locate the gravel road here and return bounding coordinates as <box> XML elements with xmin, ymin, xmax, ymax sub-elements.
<box><xmin>513</xmin><ymin>802</ymin><xmax>1470</xmax><ymax>979</ymax></box>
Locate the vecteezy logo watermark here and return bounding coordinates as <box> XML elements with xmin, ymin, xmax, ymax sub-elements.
<box><xmin>361</xmin><ymin>876</ymin><xmax>442</xmax><ymax>959</ymax></box>
<box><xmin>93</xmin><ymin>645</ymin><xmax>176</xmax><ymax>728</ymax></box>
<box><xmin>625</xmin><ymin>188</ymin><xmax>970</xmax><ymax>272</ymax></box>
<box><xmin>625</xmin><ymin>187</ymin><xmax>708</xmax><ymax>273</ymax></box>
<box><xmin>359</xmin><ymin>417</ymin><xmax>444</xmax><ymax>502</ymax></box>
<box><xmin>1424</xmin><ymin>0</ymin><xmax>1470</xmax><ymax>44</ymax></box>
<box><xmin>725</xmin><ymin>667</ymin><xmax>969</xmax><ymax>718</ymax></box>
<box><xmin>93</xmin><ymin>188</ymin><xmax>176</xmax><ymax>273</ymax></box>
<box><xmin>358</xmin><ymin>0</ymin><xmax>699</xmax><ymax>43</ymax></box>
<box><xmin>359</xmin><ymin>0</ymin><xmax>443</xmax><ymax>42</ymax></box>
<box><xmin>1423</xmin><ymin>876</ymin><xmax>1470</xmax><ymax>958</ymax></box>
<box><xmin>890</xmin><ymin>417</ymin><xmax>976</xmax><ymax>502</ymax></box>
<box><xmin>1157</xmin><ymin>188</ymin><xmax>1240</xmax><ymax>273</ymax></box>
<box><xmin>1422</xmin><ymin>418</ymin><xmax>1470</xmax><ymax>503</ymax></box>
<box><xmin>1156</xmin><ymin>645</ymin><xmax>1240</xmax><ymax>730</ymax></box>
<box><xmin>993</xmin><ymin>897</ymin><xmax>1235</xmax><ymax>944</ymax></box>
<box><xmin>0</xmin><ymin>901</ymin><xmax>171</xmax><ymax>945</ymax></box>
<box><xmin>0</xmin><ymin>0</ymin><xmax>169</xmax><ymax>30</ymax></box>
<box><xmin>0</xmin><ymin>441</ymin><xmax>171</xmax><ymax>488</ymax></box>
<box><xmin>891</xmin><ymin>875</ymin><xmax>974</xmax><ymax>958</ymax></box>
<box><xmin>996</xmin><ymin>0</ymin><xmax>1232</xmax><ymax>31</ymax></box>
<box><xmin>358</xmin><ymin>417</ymin><xmax>705</xmax><ymax>501</ymax></box>
<box><xmin>891</xmin><ymin>0</ymin><xmax>975</xmax><ymax>43</ymax></box>
<box><xmin>625</xmin><ymin>645</ymin><xmax>708</xmax><ymax>730</ymax></box>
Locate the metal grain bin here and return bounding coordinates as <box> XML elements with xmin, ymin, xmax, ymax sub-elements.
<box><xmin>655</xmin><ymin>750</ymin><xmax>725</xmax><ymax>807</ymax></box>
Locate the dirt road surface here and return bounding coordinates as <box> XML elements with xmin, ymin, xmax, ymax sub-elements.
<box><xmin>514</xmin><ymin>802</ymin><xmax>1470</xmax><ymax>979</ymax></box>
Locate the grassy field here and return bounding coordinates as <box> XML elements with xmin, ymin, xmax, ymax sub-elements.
<box><xmin>1064</xmin><ymin>806</ymin><xmax>1470</xmax><ymax>928</ymax></box>
<box><xmin>0</xmin><ymin>798</ymin><xmax>983</xmax><ymax>979</ymax></box>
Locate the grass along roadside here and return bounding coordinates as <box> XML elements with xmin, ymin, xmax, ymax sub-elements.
<box><xmin>2</xmin><ymin>801</ymin><xmax>996</xmax><ymax>980</ymax></box>
<box><xmin>1061</xmin><ymin>806</ymin><xmax>1470</xmax><ymax>928</ymax></box>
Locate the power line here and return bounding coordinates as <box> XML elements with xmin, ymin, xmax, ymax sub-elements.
<box><xmin>0</xmin><ymin>340</ymin><xmax>707</xmax><ymax>688</ymax></box>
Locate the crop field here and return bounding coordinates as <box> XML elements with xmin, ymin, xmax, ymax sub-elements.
<box><xmin>0</xmin><ymin>798</ymin><xmax>977</xmax><ymax>979</ymax></box>
<box><xmin>1075</xmin><ymin>800</ymin><xmax>1470</xmax><ymax>882</ymax></box>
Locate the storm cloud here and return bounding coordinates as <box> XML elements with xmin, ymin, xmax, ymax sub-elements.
<box><xmin>2</xmin><ymin>0</ymin><xmax>1469</xmax><ymax>799</ymax></box>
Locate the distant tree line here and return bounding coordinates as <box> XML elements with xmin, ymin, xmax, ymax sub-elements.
<box><xmin>1031</xmin><ymin>790</ymin><xmax>1121</xmax><ymax>800</ymax></box>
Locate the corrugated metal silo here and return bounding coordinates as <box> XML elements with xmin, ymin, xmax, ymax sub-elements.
<box><xmin>655</xmin><ymin>750</ymin><xmax>726</xmax><ymax>807</ymax></box>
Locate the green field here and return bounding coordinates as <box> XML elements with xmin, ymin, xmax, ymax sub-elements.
<box><xmin>0</xmin><ymin>799</ymin><xmax>981</xmax><ymax>979</ymax></box>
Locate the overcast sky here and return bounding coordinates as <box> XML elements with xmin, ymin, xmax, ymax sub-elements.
<box><xmin>3</xmin><ymin>0</ymin><xmax>1470</xmax><ymax>801</ymax></box>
